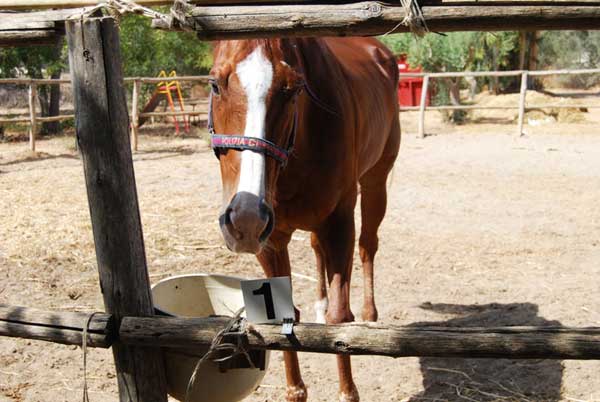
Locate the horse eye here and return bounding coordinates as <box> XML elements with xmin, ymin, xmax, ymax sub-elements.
<box><xmin>210</xmin><ymin>80</ymin><xmax>220</xmax><ymax>95</ymax></box>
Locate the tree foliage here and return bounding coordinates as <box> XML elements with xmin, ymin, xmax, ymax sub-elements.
<box><xmin>538</xmin><ymin>31</ymin><xmax>600</xmax><ymax>87</ymax></box>
<box><xmin>119</xmin><ymin>14</ymin><xmax>212</xmax><ymax>77</ymax></box>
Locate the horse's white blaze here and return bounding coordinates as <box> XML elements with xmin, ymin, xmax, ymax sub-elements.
<box><xmin>236</xmin><ymin>47</ymin><xmax>273</xmax><ymax>198</ymax></box>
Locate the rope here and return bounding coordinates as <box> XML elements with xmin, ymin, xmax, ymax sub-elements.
<box><xmin>383</xmin><ymin>0</ymin><xmax>428</xmax><ymax>37</ymax></box>
<box><xmin>184</xmin><ymin>307</ymin><xmax>254</xmax><ymax>402</ymax></box>
<box><xmin>82</xmin><ymin>312</ymin><xmax>102</xmax><ymax>402</ymax></box>
<box><xmin>67</xmin><ymin>0</ymin><xmax>172</xmax><ymax>27</ymax></box>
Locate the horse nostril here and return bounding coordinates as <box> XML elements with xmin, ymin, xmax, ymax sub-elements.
<box><xmin>259</xmin><ymin>199</ymin><xmax>275</xmax><ymax>243</ymax></box>
<box><xmin>220</xmin><ymin>207</ymin><xmax>243</xmax><ymax>240</ymax></box>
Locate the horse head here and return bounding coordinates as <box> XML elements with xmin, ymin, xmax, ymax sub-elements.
<box><xmin>209</xmin><ymin>40</ymin><xmax>304</xmax><ymax>254</ymax></box>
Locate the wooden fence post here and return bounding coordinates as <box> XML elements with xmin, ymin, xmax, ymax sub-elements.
<box><xmin>131</xmin><ymin>79</ymin><xmax>140</xmax><ymax>151</ymax></box>
<box><xmin>28</xmin><ymin>83</ymin><xmax>37</xmax><ymax>151</ymax></box>
<box><xmin>516</xmin><ymin>71</ymin><xmax>528</xmax><ymax>137</ymax></box>
<box><xmin>66</xmin><ymin>16</ymin><xmax>168</xmax><ymax>402</ymax></box>
<box><xmin>417</xmin><ymin>74</ymin><xmax>429</xmax><ymax>139</ymax></box>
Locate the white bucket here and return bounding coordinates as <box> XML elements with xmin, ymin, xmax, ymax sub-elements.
<box><xmin>152</xmin><ymin>274</ymin><xmax>270</xmax><ymax>402</ymax></box>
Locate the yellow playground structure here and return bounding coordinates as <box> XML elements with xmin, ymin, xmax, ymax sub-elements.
<box><xmin>138</xmin><ymin>70</ymin><xmax>190</xmax><ymax>134</ymax></box>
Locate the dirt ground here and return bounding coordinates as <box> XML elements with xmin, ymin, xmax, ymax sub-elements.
<box><xmin>1</xmin><ymin>112</ymin><xmax>600</xmax><ymax>402</ymax></box>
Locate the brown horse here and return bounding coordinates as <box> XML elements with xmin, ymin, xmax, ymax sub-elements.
<box><xmin>209</xmin><ymin>37</ymin><xmax>400</xmax><ymax>402</ymax></box>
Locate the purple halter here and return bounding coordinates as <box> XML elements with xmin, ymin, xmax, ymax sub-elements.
<box><xmin>208</xmin><ymin>91</ymin><xmax>298</xmax><ymax>166</ymax></box>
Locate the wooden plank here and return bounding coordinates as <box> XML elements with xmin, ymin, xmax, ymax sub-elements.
<box><xmin>417</xmin><ymin>75</ymin><xmax>429</xmax><ymax>138</ymax></box>
<box><xmin>120</xmin><ymin>316</ymin><xmax>600</xmax><ymax>360</ymax></box>
<box><xmin>0</xmin><ymin>117</ymin><xmax>30</xmax><ymax>123</ymax></box>
<box><xmin>132</xmin><ymin>76</ymin><xmax>210</xmax><ymax>83</ymax></box>
<box><xmin>0</xmin><ymin>29</ymin><xmax>59</xmax><ymax>47</ymax></box>
<box><xmin>0</xmin><ymin>9</ymin><xmax>83</xmax><ymax>28</ymax></box>
<box><xmin>3</xmin><ymin>306</ymin><xmax>600</xmax><ymax>360</ymax></box>
<box><xmin>4</xmin><ymin>3</ymin><xmax>600</xmax><ymax>37</ymax></box>
<box><xmin>37</xmin><ymin>114</ymin><xmax>74</xmax><ymax>122</ymax></box>
<box><xmin>0</xmin><ymin>305</ymin><xmax>112</xmax><ymax>348</ymax></box>
<box><xmin>138</xmin><ymin>110</ymin><xmax>207</xmax><ymax>117</ymax></box>
<box><xmin>3</xmin><ymin>0</ymin><xmax>600</xmax><ymax>10</ymax></box>
<box><xmin>66</xmin><ymin>16</ymin><xmax>168</xmax><ymax>402</ymax></box>
<box><xmin>154</xmin><ymin>3</ymin><xmax>600</xmax><ymax>38</ymax></box>
<box><xmin>0</xmin><ymin>78</ymin><xmax>70</xmax><ymax>85</ymax></box>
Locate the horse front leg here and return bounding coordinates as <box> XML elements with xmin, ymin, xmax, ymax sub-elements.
<box><xmin>314</xmin><ymin>194</ymin><xmax>360</xmax><ymax>402</ymax></box>
<box><xmin>256</xmin><ymin>230</ymin><xmax>307</xmax><ymax>402</ymax></box>
<box><xmin>311</xmin><ymin>233</ymin><xmax>328</xmax><ymax>323</ymax></box>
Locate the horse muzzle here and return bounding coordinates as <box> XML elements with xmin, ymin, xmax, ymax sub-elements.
<box><xmin>219</xmin><ymin>191</ymin><xmax>274</xmax><ymax>254</ymax></box>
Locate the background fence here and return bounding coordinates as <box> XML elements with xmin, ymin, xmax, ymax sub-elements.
<box><xmin>399</xmin><ymin>68</ymin><xmax>600</xmax><ymax>138</ymax></box>
<box><xmin>1</xmin><ymin>68</ymin><xmax>599</xmax><ymax>151</ymax></box>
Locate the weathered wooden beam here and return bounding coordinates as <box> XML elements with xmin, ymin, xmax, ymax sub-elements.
<box><xmin>152</xmin><ymin>3</ymin><xmax>600</xmax><ymax>38</ymax></box>
<box><xmin>0</xmin><ymin>13</ymin><xmax>64</xmax><ymax>46</ymax></box>
<box><xmin>121</xmin><ymin>316</ymin><xmax>600</xmax><ymax>360</ymax></box>
<box><xmin>0</xmin><ymin>29</ymin><xmax>60</xmax><ymax>47</ymax></box>
<box><xmin>0</xmin><ymin>305</ymin><xmax>113</xmax><ymax>348</ymax></box>
<box><xmin>4</xmin><ymin>3</ymin><xmax>600</xmax><ymax>41</ymax></box>
<box><xmin>3</xmin><ymin>0</ymin><xmax>600</xmax><ymax>10</ymax></box>
<box><xmin>3</xmin><ymin>306</ymin><xmax>600</xmax><ymax>360</ymax></box>
<box><xmin>66</xmin><ymin>16</ymin><xmax>168</xmax><ymax>402</ymax></box>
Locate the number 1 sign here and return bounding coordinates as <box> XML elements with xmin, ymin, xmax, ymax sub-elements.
<box><xmin>241</xmin><ymin>277</ymin><xmax>295</xmax><ymax>324</ymax></box>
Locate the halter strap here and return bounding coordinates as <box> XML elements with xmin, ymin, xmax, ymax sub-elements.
<box><xmin>208</xmin><ymin>90</ymin><xmax>298</xmax><ymax>166</ymax></box>
<box><xmin>210</xmin><ymin>135</ymin><xmax>289</xmax><ymax>164</ymax></box>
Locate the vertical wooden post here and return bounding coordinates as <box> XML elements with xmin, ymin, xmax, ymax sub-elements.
<box><xmin>28</xmin><ymin>83</ymin><xmax>37</xmax><ymax>152</ymax></box>
<box><xmin>516</xmin><ymin>71</ymin><xmax>528</xmax><ymax>137</ymax></box>
<box><xmin>131</xmin><ymin>79</ymin><xmax>140</xmax><ymax>152</ymax></box>
<box><xmin>66</xmin><ymin>17</ymin><xmax>167</xmax><ymax>402</ymax></box>
<box><xmin>417</xmin><ymin>75</ymin><xmax>429</xmax><ymax>139</ymax></box>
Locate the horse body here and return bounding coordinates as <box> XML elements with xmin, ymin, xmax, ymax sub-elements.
<box><xmin>274</xmin><ymin>38</ymin><xmax>399</xmax><ymax>230</ymax></box>
<box><xmin>210</xmin><ymin>37</ymin><xmax>400</xmax><ymax>402</ymax></box>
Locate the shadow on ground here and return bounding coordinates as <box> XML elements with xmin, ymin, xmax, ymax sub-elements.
<box><xmin>408</xmin><ymin>302</ymin><xmax>563</xmax><ymax>402</ymax></box>
<box><xmin>0</xmin><ymin>151</ymin><xmax>78</xmax><ymax>168</ymax></box>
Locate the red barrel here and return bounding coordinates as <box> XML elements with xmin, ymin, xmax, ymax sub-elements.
<box><xmin>397</xmin><ymin>55</ymin><xmax>430</xmax><ymax>107</ymax></box>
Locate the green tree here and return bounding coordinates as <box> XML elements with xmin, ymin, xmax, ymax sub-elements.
<box><xmin>538</xmin><ymin>31</ymin><xmax>600</xmax><ymax>88</ymax></box>
<box><xmin>0</xmin><ymin>37</ymin><xmax>66</xmax><ymax>134</ymax></box>
<box><xmin>119</xmin><ymin>14</ymin><xmax>212</xmax><ymax>77</ymax></box>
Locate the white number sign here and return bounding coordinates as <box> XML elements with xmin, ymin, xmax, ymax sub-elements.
<box><xmin>241</xmin><ymin>277</ymin><xmax>295</xmax><ymax>325</ymax></box>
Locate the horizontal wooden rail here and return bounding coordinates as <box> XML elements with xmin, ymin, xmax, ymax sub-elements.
<box><xmin>155</xmin><ymin>3</ymin><xmax>600</xmax><ymax>39</ymax></box>
<box><xmin>0</xmin><ymin>305</ymin><xmax>113</xmax><ymax>348</ymax></box>
<box><xmin>4</xmin><ymin>0</ymin><xmax>600</xmax><ymax>11</ymax></box>
<box><xmin>401</xmin><ymin>104</ymin><xmax>600</xmax><ymax>112</ymax></box>
<box><xmin>3</xmin><ymin>305</ymin><xmax>600</xmax><ymax>360</ymax></box>
<box><xmin>0</xmin><ymin>78</ymin><xmax>70</xmax><ymax>85</ymax></box>
<box><xmin>0</xmin><ymin>117</ymin><xmax>31</xmax><ymax>124</ymax></box>
<box><xmin>121</xmin><ymin>316</ymin><xmax>600</xmax><ymax>359</ymax></box>
<box><xmin>126</xmin><ymin>76</ymin><xmax>211</xmax><ymax>83</ymax></box>
<box><xmin>400</xmin><ymin>68</ymin><xmax>600</xmax><ymax>78</ymax></box>
<box><xmin>138</xmin><ymin>110</ymin><xmax>207</xmax><ymax>118</ymax></box>
<box><xmin>5</xmin><ymin>3</ymin><xmax>600</xmax><ymax>43</ymax></box>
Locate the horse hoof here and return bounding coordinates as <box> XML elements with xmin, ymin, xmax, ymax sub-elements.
<box><xmin>286</xmin><ymin>382</ymin><xmax>307</xmax><ymax>402</ymax></box>
<box><xmin>339</xmin><ymin>387</ymin><xmax>360</xmax><ymax>402</ymax></box>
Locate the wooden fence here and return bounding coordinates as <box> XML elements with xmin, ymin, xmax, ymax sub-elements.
<box><xmin>0</xmin><ymin>76</ymin><xmax>210</xmax><ymax>151</ymax></box>
<box><xmin>2</xmin><ymin>6</ymin><xmax>600</xmax><ymax>402</ymax></box>
<box><xmin>399</xmin><ymin>68</ymin><xmax>600</xmax><ymax>138</ymax></box>
<box><xmin>3</xmin><ymin>304</ymin><xmax>600</xmax><ymax>360</ymax></box>
<box><xmin>2</xmin><ymin>68</ymin><xmax>599</xmax><ymax>151</ymax></box>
